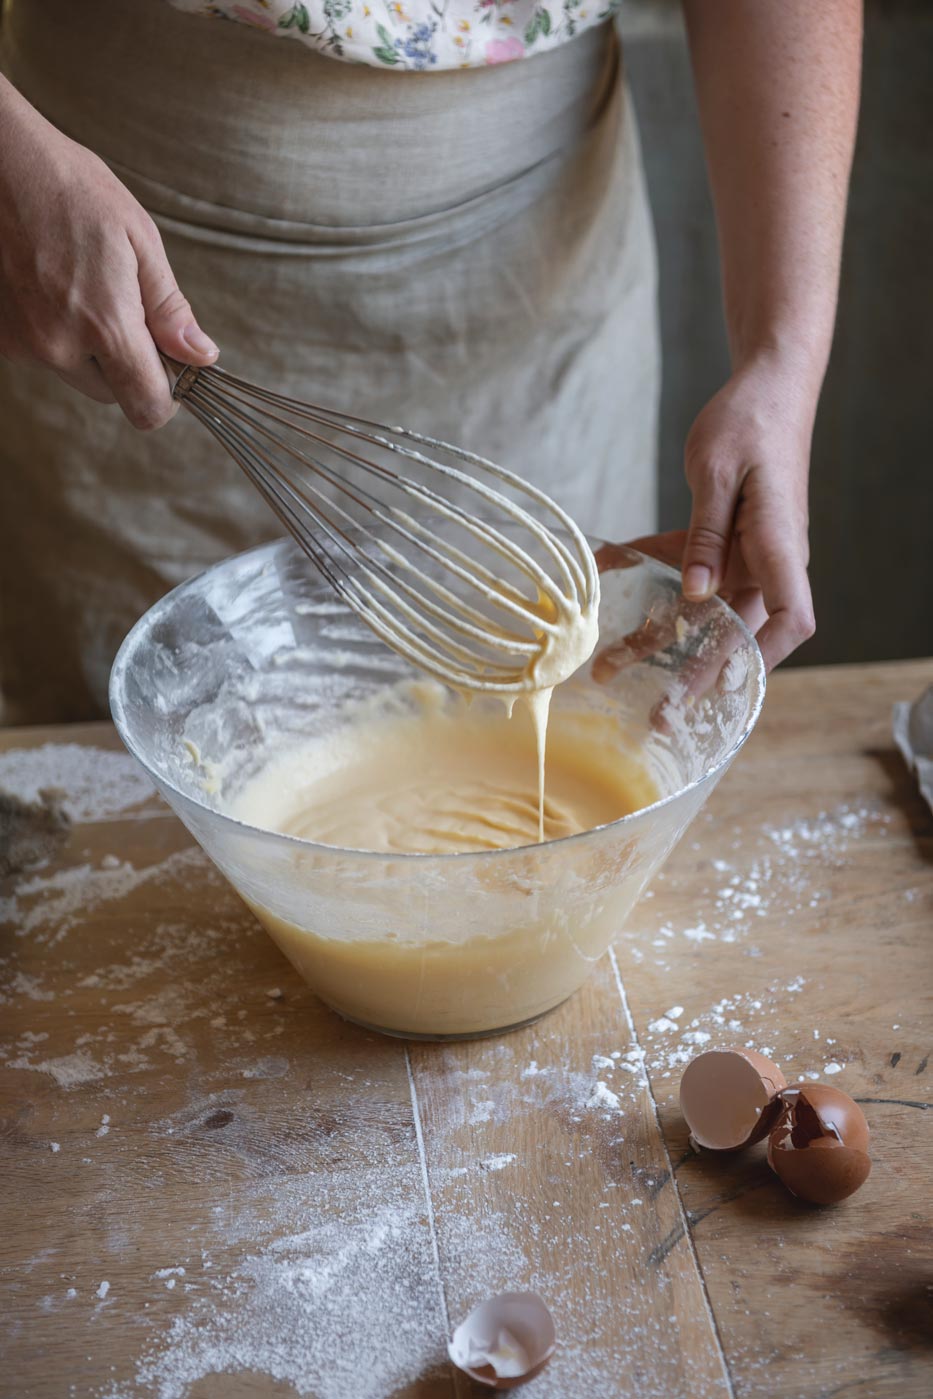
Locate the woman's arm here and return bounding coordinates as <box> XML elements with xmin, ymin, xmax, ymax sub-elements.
<box><xmin>678</xmin><ymin>0</ymin><xmax>863</xmax><ymax>669</ymax></box>
<box><xmin>0</xmin><ymin>75</ymin><xmax>217</xmax><ymax>428</ymax></box>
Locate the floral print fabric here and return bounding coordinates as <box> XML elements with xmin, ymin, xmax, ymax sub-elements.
<box><xmin>166</xmin><ymin>0</ymin><xmax>621</xmax><ymax>71</ymax></box>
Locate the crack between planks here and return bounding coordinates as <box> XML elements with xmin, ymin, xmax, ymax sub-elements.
<box><xmin>608</xmin><ymin>945</ymin><xmax>737</xmax><ymax>1399</ymax></box>
<box><xmin>404</xmin><ymin>1045</ymin><xmax>453</xmax><ymax>1345</ymax></box>
<box><xmin>855</xmin><ymin>1096</ymin><xmax>929</xmax><ymax>1110</ymax></box>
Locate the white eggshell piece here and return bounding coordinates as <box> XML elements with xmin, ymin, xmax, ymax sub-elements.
<box><xmin>448</xmin><ymin>1292</ymin><xmax>556</xmax><ymax>1385</ymax></box>
<box><xmin>455</xmin><ymin>1326</ymin><xmax>530</xmax><ymax>1379</ymax></box>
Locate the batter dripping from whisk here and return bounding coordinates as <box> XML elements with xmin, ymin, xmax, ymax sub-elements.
<box><xmin>221</xmin><ymin>530</ymin><xmax>651</xmax><ymax>1040</ymax></box>
<box><xmin>233</xmin><ymin>554</ymin><xmax>603</xmax><ymax>854</ymax></box>
<box><xmin>496</xmin><ymin>585</ymin><xmax>599</xmax><ymax>844</ymax></box>
<box><xmin>230</xmin><ymin>680</ymin><xmax>650</xmax><ymax>856</ymax></box>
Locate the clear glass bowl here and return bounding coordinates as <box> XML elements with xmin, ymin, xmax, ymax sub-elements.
<box><xmin>110</xmin><ymin>535</ymin><xmax>765</xmax><ymax>1040</ymax></box>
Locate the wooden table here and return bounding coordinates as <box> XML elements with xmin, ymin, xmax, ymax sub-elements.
<box><xmin>1</xmin><ymin>659</ymin><xmax>931</xmax><ymax>1399</ymax></box>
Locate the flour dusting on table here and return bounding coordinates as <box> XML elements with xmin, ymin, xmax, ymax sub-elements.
<box><xmin>629</xmin><ymin>802</ymin><xmax>893</xmax><ymax>956</ymax></box>
<box><xmin>102</xmin><ymin>1169</ymin><xmax>449</xmax><ymax>1399</ymax></box>
<box><xmin>0</xmin><ymin>743</ymin><xmax>154</xmax><ymax>823</ymax></box>
<box><xmin>2</xmin><ymin>754</ymin><xmax>915</xmax><ymax>1398</ymax></box>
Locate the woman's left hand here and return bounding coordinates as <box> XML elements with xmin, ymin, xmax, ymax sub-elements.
<box><xmin>601</xmin><ymin>356</ymin><xmax>820</xmax><ymax>673</ymax></box>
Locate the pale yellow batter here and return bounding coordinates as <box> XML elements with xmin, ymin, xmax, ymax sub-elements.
<box><xmin>226</xmin><ymin>692</ymin><xmax>659</xmax><ymax>1036</ymax></box>
<box><xmin>232</xmin><ymin>697</ymin><xmax>651</xmax><ymax>855</ymax></box>
<box><xmin>222</xmin><ymin>524</ymin><xmax>643</xmax><ymax>1036</ymax></box>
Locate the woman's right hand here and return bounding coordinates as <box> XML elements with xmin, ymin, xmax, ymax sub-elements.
<box><xmin>0</xmin><ymin>76</ymin><xmax>218</xmax><ymax>429</ymax></box>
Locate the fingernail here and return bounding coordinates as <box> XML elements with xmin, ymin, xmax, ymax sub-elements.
<box><xmin>683</xmin><ymin>564</ymin><xmax>712</xmax><ymax>599</ymax></box>
<box><xmin>182</xmin><ymin>323</ymin><xmax>218</xmax><ymax>358</ymax></box>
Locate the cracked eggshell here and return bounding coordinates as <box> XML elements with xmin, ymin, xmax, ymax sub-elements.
<box><xmin>448</xmin><ymin>1292</ymin><xmax>556</xmax><ymax>1390</ymax></box>
<box><xmin>679</xmin><ymin>1048</ymin><xmax>787</xmax><ymax>1151</ymax></box>
<box><xmin>767</xmin><ymin>1084</ymin><xmax>871</xmax><ymax>1204</ymax></box>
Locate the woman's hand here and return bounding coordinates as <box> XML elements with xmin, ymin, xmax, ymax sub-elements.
<box><xmin>596</xmin><ymin>354</ymin><xmax>819</xmax><ymax>690</ymax></box>
<box><xmin>0</xmin><ymin>76</ymin><xmax>217</xmax><ymax>429</ymax></box>
<box><xmin>678</xmin><ymin>354</ymin><xmax>818</xmax><ymax>671</ymax></box>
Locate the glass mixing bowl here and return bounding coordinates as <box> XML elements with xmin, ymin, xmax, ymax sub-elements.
<box><xmin>110</xmin><ymin>535</ymin><xmax>765</xmax><ymax>1040</ymax></box>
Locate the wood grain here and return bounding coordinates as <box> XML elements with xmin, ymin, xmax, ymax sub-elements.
<box><xmin>409</xmin><ymin>958</ymin><xmax>730</xmax><ymax>1399</ymax></box>
<box><xmin>1</xmin><ymin>660</ymin><xmax>931</xmax><ymax>1399</ymax></box>
<box><xmin>617</xmin><ymin>660</ymin><xmax>933</xmax><ymax>1399</ymax></box>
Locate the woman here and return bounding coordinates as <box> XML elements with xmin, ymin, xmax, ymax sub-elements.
<box><xmin>0</xmin><ymin>0</ymin><xmax>861</xmax><ymax>725</ymax></box>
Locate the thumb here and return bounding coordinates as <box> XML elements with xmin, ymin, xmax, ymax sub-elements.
<box><xmin>133</xmin><ymin>224</ymin><xmax>218</xmax><ymax>366</ymax></box>
<box><xmin>682</xmin><ymin>465</ymin><xmax>739</xmax><ymax>601</ymax></box>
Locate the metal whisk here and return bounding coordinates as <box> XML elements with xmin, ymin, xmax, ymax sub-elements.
<box><xmin>163</xmin><ymin>357</ymin><xmax>599</xmax><ymax>695</ymax></box>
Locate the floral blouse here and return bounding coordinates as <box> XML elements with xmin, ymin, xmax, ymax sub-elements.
<box><xmin>166</xmin><ymin>0</ymin><xmax>621</xmax><ymax>71</ymax></box>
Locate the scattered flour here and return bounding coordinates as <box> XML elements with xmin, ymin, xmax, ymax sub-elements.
<box><xmin>586</xmin><ymin>1081</ymin><xmax>621</xmax><ymax>1113</ymax></box>
<box><xmin>635</xmin><ymin>975</ymin><xmax>851</xmax><ymax>1086</ymax></box>
<box><xmin>0</xmin><ymin>743</ymin><xmax>154</xmax><ymax>823</ymax></box>
<box><xmin>7</xmin><ymin>1050</ymin><xmax>107</xmax><ymax>1088</ymax></box>
<box><xmin>479</xmin><ymin>1153</ymin><xmax>516</xmax><ymax>1172</ymax></box>
<box><xmin>7</xmin><ymin>972</ymin><xmax>54</xmax><ymax>1002</ymax></box>
<box><xmin>683</xmin><ymin>924</ymin><xmax>715</xmax><ymax>943</ymax></box>
<box><xmin>240</xmin><ymin>1057</ymin><xmax>290</xmax><ymax>1081</ymax></box>
<box><xmin>1</xmin><ymin>848</ymin><xmax>212</xmax><ymax>944</ymax></box>
<box><xmin>647</xmin><ymin>1016</ymin><xmax>679</xmax><ymax>1035</ymax></box>
<box><xmin>115</xmin><ymin>1171</ymin><xmax>448</xmax><ymax>1399</ymax></box>
<box><xmin>634</xmin><ymin>803</ymin><xmax>892</xmax><ymax>956</ymax></box>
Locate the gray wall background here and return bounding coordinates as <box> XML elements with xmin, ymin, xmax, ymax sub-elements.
<box><xmin>618</xmin><ymin>0</ymin><xmax>932</xmax><ymax>665</ymax></box>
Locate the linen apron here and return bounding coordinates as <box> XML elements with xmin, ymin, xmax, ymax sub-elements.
<box><xmin>0</xmin><ymin>0</ymin><xmax>659</xmax><ymax>725</ymax></box>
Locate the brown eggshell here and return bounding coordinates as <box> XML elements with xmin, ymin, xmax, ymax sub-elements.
<box><xmin>679</xmin><ymin>1048</ymin><xmax>787</xmax><ymax>1151</ymax></box>
<box><xmin>768</xmin><ymin>1140</ymin><xmax>872</xmax><ymax>1204</ymax></box>
<box><xmin>779</xmin><ymin>1083</ymin><xmax>870</xmax><ymax>1152</ymax></box>
<box><xmin>767</xmin><ymin>1084</ymin><xmax>872</xmax><ymax>1204</ymax></box>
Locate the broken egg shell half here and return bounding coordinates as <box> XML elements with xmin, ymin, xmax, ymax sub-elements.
<box><xmin>448</xmin><ymin>1292</ymin><xmax>556</xmax><ymax>1390</ymax></box>
<box><xmin>679</xmin><ymin>1048</ymin><xmax>787</xmax><ymax>1151</ymax></box>
<box><xmin>767</xmin><ymin>1084</ymin><xmax>871</xmax><ymax>1204</ymax></box>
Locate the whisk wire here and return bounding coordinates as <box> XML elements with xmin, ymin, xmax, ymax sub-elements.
<box><xmin>166</xmin><ymin>360</ymin><xmax>599</xmax><ymax>694</ymax></box>
<box><xmin>186</xmin><ymin>395</ymin><xmax>542</xmax><ymax>684</ymax></box>
<box><xmin>187</xmin><ymin>386</ymin><xmax>546</xmax><ymax>659</ymax></box>
<box><xmin>190</xmin><ymin>374</ymin><xmax>578</xmax><ymax>614</ymax></box>
<box><xmin>186</xmin><ymin>378</ymin><xmax>563</xmax><ymax>647</ymax></box>
<box><xmin>190</xmin><ymin>367</ymin><xmax>591</xmax><ymax>592</ymax></box>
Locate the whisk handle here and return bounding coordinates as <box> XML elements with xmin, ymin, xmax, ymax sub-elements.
<box><xmin>160</xmin><ymin>354</ymin><xmax>203</xmax><ymax>402</ymax></box>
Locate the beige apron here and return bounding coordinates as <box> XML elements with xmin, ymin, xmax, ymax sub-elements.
<box><xmin>0</xmin><ymin>0</ymin><xmax>659</xmax><ymax>725</ymax></box>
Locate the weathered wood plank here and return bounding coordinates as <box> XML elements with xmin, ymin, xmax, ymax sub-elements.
<box><xmin>409</xmin><ymin>958</ymin><xmax>732</xmax><ymax>1399</ymax></box>
<box><xmin>0</xmin><ymin>730</ymin><xmax>455</xmax><ymax>1399</ymax></box>
<box><xmin>617</xmin><ymin>660</ymin><xmax>933</xmax><ymax>1399</ymax></box>
<box><xmin>1</xmin><ymin>659</ymin><xmax>930</xmax><ymax>1398</ymax></box>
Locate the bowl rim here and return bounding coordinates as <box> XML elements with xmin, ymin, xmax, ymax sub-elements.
<box><xmin>109</xmin><ymin>536</ymin><xmax>766</xmax><ymax>864</ymax></box>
